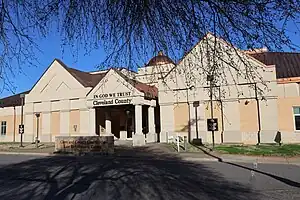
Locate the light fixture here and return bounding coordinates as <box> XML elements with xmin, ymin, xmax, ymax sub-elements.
<box><xmin>125</xmin><ymin>109</ymin><xmax>131</xmax><ymax>116</ymax></box>
<box><xmin>245</xmin><ymin>100</ymin><xmax>250</xmax><ymax>105</ymax></box>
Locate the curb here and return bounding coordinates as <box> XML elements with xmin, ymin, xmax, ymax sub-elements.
<box><xmin>0</xmin><ymin>151</ymin><xmax>52</xmax><ymax>156</ymax></box>
<box><xmin>182</xmin><ymin>157</ymin><xmax>219</xmax><ymax>162</ymax></box>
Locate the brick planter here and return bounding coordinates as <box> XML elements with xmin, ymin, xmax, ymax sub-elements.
<box><xmin>55</xmin><ymin>136</ymin><xmax>114</xmax><ymax>154</ymax></box>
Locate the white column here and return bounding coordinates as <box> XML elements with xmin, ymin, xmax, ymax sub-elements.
<box><xmin>147</xmin><ymin>105</ymin><xmax>157</xmax><ymax>143</ymax></box>
<box><xmin>132</xmin><ymin>104</ymin><xmax>145</xmax><ymax>146</ymax></box>
<box><xmin>148</xmin><ymin>106</ymin><xmax>155</xmax><ymax>134</ymax></box>
<box><xmin>105</xmin><ymin>111</ymin><xmax>112</xmax><ymax>135</ymax></box>
<box><xmin>88</xmin><ymin>108</ymin><xmax>95</xmax><ymax>135</ymax></box>
<box><xmin>135</xmin><ymin>105</ymin><xmax>143</xmax><ymax>135</ymax></box>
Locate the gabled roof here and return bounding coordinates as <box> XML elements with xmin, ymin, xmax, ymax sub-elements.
<box><xmin>55</xmin><ymin>59</ymin><xmax>107</xmax><ymax>87</ymax></box>
<box><xmin>1</xmin><ymin>59</ymin><xmax>157</xmax><ymax>107</ymax></box>
<box><xmin>249</xmin><ymin>52</ymin><xmax>300</xmax><ymax>79</ymax></box>
<box><xmin>0</xmin><ymin>91</ymin><xmax>30</xmax><ymax>108</ymax></box>
<box><xmin>59</xmin><ymin>60</ymin><xmax>158</xmax><ymax>98</ymax></box>
<box><xmin>113</xmin><ymin>69</ymin><xmax>158</xmax><ymax>99</ymax></box>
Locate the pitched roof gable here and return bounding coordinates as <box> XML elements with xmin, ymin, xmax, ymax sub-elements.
<box><xmin>55</xmin><ymin>59</ymin><xmax>107</xmax><ymax>87</ymax></box>
<box><xmin>162</xmin><ymin>33</ymin><xmax>273</xmax><ymax>80</ymax></box>
<box><xmin>114</xmin><ymin>69</ymin><xmax>158</xmax><ymax>99</ymax></box>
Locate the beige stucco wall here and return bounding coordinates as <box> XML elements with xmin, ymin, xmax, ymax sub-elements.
<box><xmin>51</xmin><ymin>111</ymin><xmax>60</xmax><ymax>137</ymax></box>
<box><xmin>69</xmin><ymin>109</ymin><xmax>80</xmax><ymax>135</ymax></box>
<box><xmin>204</xmin><ymin>101</ymin><xmax>223</xmax><ymax>144</ymax></box>
<box><xmin>174</xmin><ymin>103</ymin><xmax>189</xmax><ymax>133</ymax></box>
<box><xmin>239</xmin><ymin>100</ymin><xmax>258</xmax><ymax>132</ymax></box>
<box><xmin>277</xmin><ymin>97</ymin><xmax>300</xmax><ymax>132</ymax></box>
<box><xmin>0</xmin><ymin>106</ymin><xmax>22</xmax><ymax>142</ymax></box>
<box><xmin>0</xmin><ymin>115</ymin><xmax>14</xmax><ymax>136</ymax></box>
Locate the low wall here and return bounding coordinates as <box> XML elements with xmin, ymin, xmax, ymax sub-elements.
<box><xmin>55</xmin><ymin>136</ymin><xmax>114</xmax><ymax>154</ymax></box>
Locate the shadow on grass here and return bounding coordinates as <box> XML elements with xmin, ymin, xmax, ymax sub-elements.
<box><xmin>0</xmin><ymin>145</ymin><xmax>258</xmax><ymax>200</ymax></box>
<box><xmin>192</xmin><ymin>144</ymin><xmax>300</xmax><ymax>188</ymax></box>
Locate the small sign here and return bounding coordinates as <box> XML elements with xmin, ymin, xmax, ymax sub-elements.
<box><xmin>19</xmin><ymin>124</ymin><xmax>24</xmax><ymax>134</ymax></box>
<box><xmin>207</xmin><ymin>118</ymin><xmax>218</xmax><ymax>131</ymax></box>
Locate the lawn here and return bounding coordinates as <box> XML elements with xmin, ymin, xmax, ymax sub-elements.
<box><xmin>214</xmin><ymin>144</ymin><xmax>300</xmax><ymax>156</ymax></box>
<box><xmin>168</xmin><ymin>142</ymin><xmax>300</xmax><ymax>156</ymax></box>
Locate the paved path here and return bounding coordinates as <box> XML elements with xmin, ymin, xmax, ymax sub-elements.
<box><xmin>0</xmin><ymin>146</ymin><xmax>299</xmax><ymax>200</ymax></box>
<box><xmin>0</xmin><ymin>154</ymin><xmax>45</xmax><ymax>167</ymax></box>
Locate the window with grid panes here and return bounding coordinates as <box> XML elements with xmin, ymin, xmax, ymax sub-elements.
<box><xmin>1</xmin><ymin>121</ymin><xmax>7</xmax><ymax>135</ymax></box>
<box><xmin>293</xmin><ymin>107</ymin><xmax>300</xmax><ymax>131</ymax></box>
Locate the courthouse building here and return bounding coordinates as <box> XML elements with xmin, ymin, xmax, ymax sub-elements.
<box><xmin>1</xmin><ymin>33</ymin><xmax>300</xmax><ymax>145</ymax></box>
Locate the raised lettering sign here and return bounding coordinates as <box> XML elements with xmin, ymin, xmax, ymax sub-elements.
<box><xmin>94</xmin><ymin>92</ymin><xmax>131</xmax><ymax>99</ymax></box>
<box><xmin>93</xmin><ymin>98</ymin><xmax>132</xmax><ymax>106</ymax></box>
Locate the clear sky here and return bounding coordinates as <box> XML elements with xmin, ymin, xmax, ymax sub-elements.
<box><xmin>1</xmin><ymin>24</ymin><xmax>300</xmax><ymax>98</ymax></box>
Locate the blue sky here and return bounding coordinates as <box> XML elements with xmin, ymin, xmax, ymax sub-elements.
<box><xmin>1</xmin><ymin>33</ymin><xmax>108</xmax><ymax>98</ymax></box>
<box><xmin>1</xmin><ymin>24</ymin><xmax>300</xmax><ymax>98</ymax></box>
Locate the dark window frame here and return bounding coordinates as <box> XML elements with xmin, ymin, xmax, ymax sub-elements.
<box><xmin>1</xmin><ymin>121</ymin><xmax>7</xmax><ymax>135</ymax></box>
<box><xmin>293</xmin><ymin>107</ymin><xmax>300</xmax><ymax>131</ymax></box>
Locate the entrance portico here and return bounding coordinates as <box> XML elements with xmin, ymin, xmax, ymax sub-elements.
<box><xmin>86</xmin><ymin>69</ymin><xmax>158</xmax><ymax>146</ymax></box>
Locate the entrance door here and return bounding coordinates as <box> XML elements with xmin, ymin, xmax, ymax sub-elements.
<box><xmin>126</xmin><ymin>117</ymin><xmax>133</xmax><ymax>138</ymax></box>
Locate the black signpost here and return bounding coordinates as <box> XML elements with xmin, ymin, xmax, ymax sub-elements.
<box><xmin>19</xmin><ymin>93</ymin><xmax>25</xmax><ymax>147</ymax></box>
<box><xmin>207</xmin><ymin>118</ymin><xmax>218</xmax><ymax>132</ymax></box>
<box><xmin>19</xmin><ymin>124</ymin><xmax>24</xmax><ymax>134</ymax></box>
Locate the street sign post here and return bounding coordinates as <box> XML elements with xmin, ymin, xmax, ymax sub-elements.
<box><xmin>19</xmin><ymin>124</ymin><xmax>24</xmax><ymax>134</ymax></box>
<box><xmin>207</xmin><ymin>118</ymin><xmax>218</xmax><ymax>131</ymax></box>
<box><xmin>19</xmin><ymin>93</ymin><xmax>25</xmax><ymax>147</ymax></box>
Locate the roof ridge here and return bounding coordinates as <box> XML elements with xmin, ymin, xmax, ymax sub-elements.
<box><xmin>250</xmin><ymin>51</ymin><xmax>300</xmax><ymax>54</ymax></box>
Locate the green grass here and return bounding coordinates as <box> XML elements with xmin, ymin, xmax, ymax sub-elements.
<box><xmin>168</xmin><ymin>142</ymin><xmax>300</xmax><ymax>156</ymax></box>
<box><xmin>214</xmin><ymin>144</ymin><xmax>300</xmax><ymax>156</ymax></box>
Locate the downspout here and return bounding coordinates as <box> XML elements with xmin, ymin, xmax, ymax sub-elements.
<box><xmin>219</xmin><ymin>87</ymin><xmax>224</xmax><ymax>143</ymax></box>
<box><xmin>255</xmin><ymin>83</ymin><xmax>261</xmax><ymax>145</ymax></box>
<box><xmin>187</xmin><ymin>88</ymin><xmax>191</xmax><ymax>143</ymax></box>
<box><xmin>13</xmin><ymin>106</ymin><xmax>16</xmax><ymax>142</ymax></box>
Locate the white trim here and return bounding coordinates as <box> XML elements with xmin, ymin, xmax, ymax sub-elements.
<box><xmin>292</xmin><ymin>106</ymin><xmax>300</xmax><ymax>131</ymax></box>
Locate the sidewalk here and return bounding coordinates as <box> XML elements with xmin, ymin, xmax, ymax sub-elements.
<box><xmin>179</xmin><ymin>147</ymin><xmax>300</xmax><ymax>165</ymax></box>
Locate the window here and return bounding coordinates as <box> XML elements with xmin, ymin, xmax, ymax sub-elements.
<box><xmin>293</xmin><ymin>107</ymin><xmax>300</xmax><ymax>131</ymax></box>
<box><xmin>1</xmin><ymin>121</ymin><xmax>7</xmax><ymax>135</ymax></box>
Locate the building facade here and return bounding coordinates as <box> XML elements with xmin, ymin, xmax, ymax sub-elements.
<box><xmin>1</xmin><ymin>33</ymin><xmax>300</xmax><ymax>144</ymax></box>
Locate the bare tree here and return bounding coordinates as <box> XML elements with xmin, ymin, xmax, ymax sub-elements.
<box><xmin>0</xmin><ymin>0</ymin><xmax>300</xmax><ymax>93</ymax></box>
